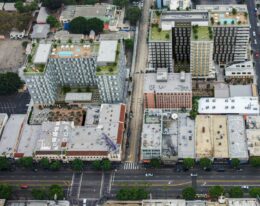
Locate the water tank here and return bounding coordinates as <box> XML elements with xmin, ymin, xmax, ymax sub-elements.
<box><xmin>171</xmin><ymin>113</ymin><xmax>178</xmax><ymax>120</ymax></box>
<box><xmin>63</xmin><ymin>22</ymin><xmax>70</xmax><ymax>31</ymax></box>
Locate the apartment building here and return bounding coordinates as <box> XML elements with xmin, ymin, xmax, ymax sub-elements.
<box><xmin>149</xmin><ymin>10</ymin><xmax>209</xmax><ymax>72</ymax></box>
<box><xmin>190</xmin><ymin>26</ymin><xmax>215</xmax><ymax>78</ymax></box>
<box><xmin>24</xmin><ymin>40</ymin><xmax>126</xmax><ymax>105</ymax></box>
<box><xmin>197</xmin><ymin>5</ymin><xmax>250</xmax><ymax>66</ymax></box>
<box><xmin>143</xmin><ymin>70</ymin><xmax>192</xmax><ymax>109</ymax></box>
<box><xmin>225</xmin><ymin>61</ymin><xmax>254</xmax><ymax>81</ymax></box>
<box><xmin>156</xmin><ymin>0</ymin><xmax>191</xmax><ymax>10</ymax></box>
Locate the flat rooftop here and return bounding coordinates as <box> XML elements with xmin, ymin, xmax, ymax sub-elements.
<box><xmin>227</xmin><ymin>115</ymin><xmax>248</xmax><ymax>160</ymax></box>
<box><xmin>144</xmin><ymin>73</ymin><xmax>192</xmax><ymax>93</ymax></box>
<box><xmin>246</xmin><ymin>115</ymin><xmax>260</xmax><ymax>129</ymax></box>
<box><xmin>33</xmin><ymin>43</ymin><xmax>52</xmax><ymax>64</ymax></box>
<box><xmin>65</xmin><ymin>93</ymin><xmax>92</xmax><ymax>102</ymax></box>
<box><xmin>192</xmin><ymin>26</ymin><xmax>212</xmax><ymax>41</ymax></box>
<box><xmin>142</xmin><ymin>199</ymin><xmax>186</xmax><ymax>206</ymax></box>
<box><xmin>195</xmin><ymin>115</ymin><xmax>228</xmax><ymax>159</ymax></box>
<box><xmin>225</xmin><ymin>61</ymin><xmax>254</xmax><ymax>76</ymax></box>
<box><xmin>160</xmin><ymin>10</ymin><xmax>209</xmax><ymax>22</ymax></box>
<box><xmin>60</xmin><ymin>4</ymin><xmax>116</xmax><ymax>21</ymax></box>
<box><xmin>6</xmin><ymin>200</ymin><xmax>70</xmax><ymax>206</ymax></box>
<box><xmin>198</xmin><ymin>97</ymin><xmax>259</xmax><ymax>115</ymax></box>
<box><xmin>50</xmin><ymin>43</ymin><xmax>99</xmax><ymax>59</ymax></box>
<box><xmin>150</xmin><ymin>24</ymin><xmax>171</xmax><ymax>41</ymax></box>
<box><xmin>0</xmin><ymin>115</ymin><xmax>26</xmax><ymax>157</ymax></box>
<box><xmin>246</xmin><ymin>129</ymin><xmax>260</xmax><ymax>157</ymax></box>
<box><xmin>227</xmin><ymin>198</ymin><xmax>260</xmax><ymax>206</ymax></box>
<box><xmin>229</xmin><ymin>85</ymin><xmax>253</xmax><ymax>97</ymax></box>
<box><xmin>97</xmin><ymin>40</ymin><xmax>117</xmax><ymax>63</ymax></box>
<box><xmin>197</xmin><ymin>5</ymin><xmax>249</xmax><ymax>26</ymax></box>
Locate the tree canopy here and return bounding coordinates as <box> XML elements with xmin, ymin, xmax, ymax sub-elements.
<box><xmin>69</xmin><ymin>17</ymin><xmax>103</xmax><ymax>34</ymax></box>
<box><xmin>47</xmin><ymin>15</ymin><xmax>60</xmax><ymax>28</ymax></box>
<box><xmin>48</xmin><ymin>184</ymin><xmax>64</xmax><ymax>200</ymax></box>
<box><xmin>91</xmin><ymin>159</ymin><xmax>111</xmax><ymax>171</ymax></box>
<box><xmin>0</xmin><ymin>157</ymin><xmax>10</xmax><ymax>171</ymax></box>
<box><xmin>208</xmin><ymin>186</ymin><xmax>225</xmax><ymax>199</ymax></box>
<box><xmin>112</xmin><ymin>0</ymin><xmax>128</xmax><ymax>8</ymax></box>
<box><xmin>32</xmin><ymin>188</ymin><xmax>48</xmax><ymax>200</ymax></box>
<box><xmin>182</xmin><ymin>187</ymin><xmax>196</xmax><ymax>200</ymax></box>
<box><xmin>249</xmin><ymin>187</ymin><xmax>260</xmax><ymax>198</ymax></box>
<box><xmin>124</xmin><ymin>39</ymin><xmax>134</xmax><ymax>51</ymax></box>
<box><xmin>199</xmin><ymin>158</ymin><xmax>212</xmax><ymax>170</ymax></box>
<box><xmin>126</xmin><ymin>6</ymin><xmax>141</xmax><ymax>25</ymax></box>
<box><xmin>0</xmin><ymin>72</ymin><xmax>23</xmax><ymax>95</ymax></box>
<box><xmin>50</xmin><ymin>161</ymin><xmax>61</xmax><ymax>171</ymax></box>
<box><xmin>18</xmin><ymin>157</ymin><xmax>33</xmax><ymax>169</ymax></box>
<box><xmin>183</xmin><ymin>158</ymin><xmax>195</xmax><ymax>170</ymax></box>
<box><xmin>116</xmin><ymin>188</ymin><xmax>148</xmax><ymax>200</ymax></box>
<box><xmin>249</xmin><ymin>156</ymin><xmax>260</xmax><ymax>167</ymax></box>
<box><xmin>230</xmin><ymin>158</ymin><xmax>240</xmax><ymax>169</ymax></box>
<box><xmin>228</xmin><ymin>187</ymin><xmax>243</xmax><ymax>198</ymax></box>
<box><xmin>15</xmin><ymin>0</ymin><xmax>38</xmax><ymax>13</ymax></box>
<box><xmin>42</xmin><ymin>0</ymin><xmax>62</xmax><ymax>10</ymax></box>
<box><xmin>0</xmin><ymin>184</ymin><xmax>12</xmax><ymax>199</ymax></box>
<box><xmin>150</xmin><ymin>158</ymin><xmax>161</xmax><ymax>168</ymax></box>
<box><xmin>85</xmin><ymin>0</ymin><xmax>97</xmax><ymax>5</ymax></box>
<box><xmin>71</xmin><ymin>158</ymin><xmax>84</xmax><ymax>171</ymax></box>
<box><xmin>39</xmin><ymin>158</ymin><xmax>50</xmax><ymax>169</ymax></box>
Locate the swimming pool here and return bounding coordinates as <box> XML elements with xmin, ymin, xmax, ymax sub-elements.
<box><xmin>220</xmin><ymin>18</ymin><xmax>237</xmax><ymax>25</ymax></box>
<box><xmin>58</xmin><ymin>51</ymin><xmax>73</xmax><ymax>57</ymax></box>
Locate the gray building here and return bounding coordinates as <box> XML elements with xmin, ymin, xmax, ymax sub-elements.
<box><xmin>24</xmin><ymin>40</ymin><xmax>126</xmax><ymax>105</ymax></box>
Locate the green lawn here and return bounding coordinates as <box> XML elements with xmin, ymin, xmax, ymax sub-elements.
<box><xmin>192</xmin><ymin>26</ymin><xmax>211</xmax><ymax>41</ymax></box>
<box><xmin>150</xmin><ymin>25</ymin><xmax>171</xmax><ymax>41</ymax></box>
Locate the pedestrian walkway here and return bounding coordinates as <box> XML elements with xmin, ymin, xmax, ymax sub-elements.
<box><xmin>122</xmin><ymin>162</ymin><xmax>141</xmax><ymax>170</ymax></box>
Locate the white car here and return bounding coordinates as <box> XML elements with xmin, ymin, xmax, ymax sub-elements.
<box><xmin>145</xmin><ymin>173</ymin><xmax>153</xmax><ymax>177</ymax></box>
<box><xmin>241</xmin><ymin>186</ymin><xmax>249</xmax><ymax>189</ymax></box>
<box><xmin>253</xmin><ymin>31</ymin><xmax>256</xmax><ymax>36</ymax></box>
<box><xmin>83</xmin><ymin>199</ymin><xmax>87</xmax><ymax>206</ymax></box>
<box><xmin>255</xmin><ymin>39</ymin><xmax>258</xmax><ymax>45</ymax></box>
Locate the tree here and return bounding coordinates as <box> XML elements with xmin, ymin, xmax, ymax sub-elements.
<box><xmin>69</xmin><ymin>17</ymin><xmax>103</xmax><ymax>35</ymax></box>
<box><xmin>0</xmin><ymin>157</ymin><xmax>10</xmax><ymax>171</ymax></box>
<box><xmin>209</xmin><ymin>186</ymin><xmax>225</xmax><ymax>199</ymax></box>
<box><xmin>85</xmin><ymin>0</ymin><xmax>97</xmax><ymax>4</ymax></box>
<box><xmin>231</xmin><ymin>158</ymin><xmax>240</xmax><ymax>169</ymax></box>
<box><xmin>249</xmin><ymin>187</ymin><xmax>260</xmax><ymax>198</ymax></box>
<box><xmin>150</xmin><ymin>158</ymin><xmax>161</xmax><ymax>168</ymax></box>
<box><xmin>183</xmin><ymin>158</ymin><xmax>195</xmax><ymax>170</ymax></box>
<box><xmin>32</xmin><ymin>188</ymin><xmax>47</xmax><ymax>200</ymax></box>
<box><xmin>116</xmin><ymin>188</ymin><xmax>148</xmax><ymax>200</ymax></box>
<box><xmin>0</xmin><ymin>184</ymin><xmax>12</xmax><ymax>199</ymax></box>
<box><xmin>126</xmin><ymin>6</ymin><xmax>141</xmax><ymax>25</ymax></box>
<box><xmin>124</xmin><ymin>39</ymin><xmax>134</xmax><ymax>51</ymax></box>
<box><xmin>92</xmin><ymin>160</ymin><xmax>101</xmax><ymax>170</ymax></box>
<box><xmin>22</xmin><ymin>41</ymin><xmax>28</xmax><ymax>48</ymax></box>
<box><xmin>71</xmin><ymin>159</ymin><xmax>84</xmax><ymax>171</ymax></box>
<box><xmin>39</xmin><ymin>158</ymin><xmax>50</xmax><ymax>169</ymax></box>
<box><xmin>113</xmin><ymin>0</ymin><xmax>128</xmax><ymax>8</ymax></box>
<box><xmin>15</xmin><ymin>0</ymin><xmax>38</xmax><ymax>13</ymax></box>
<box><xmin>18</xmin><ymin>157</ymin><xmax>33</xmax><ymax>169</ymax></box>
<box><xmin>42</xmin><ymin>0</ymin><xmax>62</xmax><ymax>10</ymax></box>
<box><xmin>50</xmin><ymin>161</ymin><xmax>61</xmax><ymax>171</ymax></box>
<box><xmin>182</xmin><ymin>187</ymin><xmax>196</xmax><ymax>200</ymax></box>
<box><xmin>199</xmin><ymin>158</ymin><xmax>212</xmax><ymax>170</ymax></box>
<box><xmin>101</xmin><ymin>159</ymin><xmax>111</xmax><ymax>171</ymax></box>
<box><xmin>232</xmin><ymin>8</ymin><xmax>237</xmax><ymax>15</ymax></box>
<box><xmin>47</xmin><ymin>15</ymin><xmax>60</xmax><ymax>28</ymax></box>
<box><xmin>249</xmin><ymin>156</ymin><xmax>260</xmax><ymax>167</ymax></box>
<box><xmin>0</xmin><ymin>72</ymin><xmax>23</xmax><ymax>95</ymax></box>
<box><xmin>48</xmin><ymin>184</ymin><xmax>64</xmax><ymax>200</ymax></box>
<box><xmin>228</xmin><ymin>187</ymin><xmax>243</xmax><ymax>198</ymax></box>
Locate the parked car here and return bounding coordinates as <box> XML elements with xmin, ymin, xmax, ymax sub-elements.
<box><xmin>145</xmin><ymin>173</ymin><xmax>154</xmax><ymax>177</ymax></box>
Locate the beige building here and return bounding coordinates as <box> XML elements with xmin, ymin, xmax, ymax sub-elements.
<box><xmin>195</xmin><ymin>115</ymin><xmax>228</xmax><ymax>160</ymax></box>
<box><xmin>190</xmin><ymin>26</ymin><xmax>215</xmax><ymax>79</ymax></box>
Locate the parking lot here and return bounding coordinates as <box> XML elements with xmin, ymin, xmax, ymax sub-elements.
<box><xmin>0</xmin><ymin>39</ymin><xmax>26</xmax><ymax>71</ymax></box>
<box><xmin>0</xmin><ymin>90</ymin><xmax>30</xmax><ymax>116</ymax></box>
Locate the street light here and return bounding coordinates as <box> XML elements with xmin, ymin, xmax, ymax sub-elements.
<box><xmin>190</xmin><ymin>173</ymin><xmax>197</xmax><ymax>190</ymax></box>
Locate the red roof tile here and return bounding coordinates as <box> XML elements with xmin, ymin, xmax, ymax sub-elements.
<box><xmin>67</xmin><ymin>151</ymin><xmax>108</xmax><ymax>156</ymax></box>
<box><xmin>14</xmin><ymin>153</ymin><xmax>24</xmax><ymax>158</ymax></box>
<box><xmin>119</xmin><ymin>104</ymin><xmax>126</xmax><ymax>122</ymax></box>
<box><xmin>116</xmin><ymin>122</ymin><xmax>124</xmax><ymax>144</ymax></box>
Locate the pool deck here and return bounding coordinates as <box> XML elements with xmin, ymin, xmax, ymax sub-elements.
<box><xmin>49</xmin><ymin>44</ymin><xmax>99</xmax><ymax>58</ymax></box>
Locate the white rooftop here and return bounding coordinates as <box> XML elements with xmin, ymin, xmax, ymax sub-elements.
<box><xmin>0</xmin><ymin>115</ymin><xmax>26</xmax><ymax>157</ymax></box>
<box><xmin>97</xmin><ymin>40</ymin><xmax>117</xmax><ymax>63</ymax></box>
<box><xmin>225</xmin><ymin>61</ymin><xmax>254</xmax><ymax>77</ymax></box>
<box><xmin>3</xmin><ymin>3</ymin><xmax>16</xmax><ymax>11</ymax></box>
<box><xmin>0</xmin><ymin>113</ymin><xmax>8</xmax><ymax>135</ymax></box>
<box><xmin>246</xmin><ymin>129</ymin><xmax>260</xmax><ymax>157</ymax></box>
<box><xmin>227</xmin><ymin>198</ymin><xmax>260</xmax><ymax>206</ymax></box>
<box><xmin>227</xmin><ymin>116</ymin><xmax>248</xmax><ymax>160</ymax></box>
<box><xmin>142</xmin><ymin>199</ymin><xmax>186</xmax><ymax>206</ymax></box>
<box><xmin>65</xmin><ymin>93</ymin><xmax>92</xmax><ymax>102</ymax></box>
<box><xmin>36</xmin><ymin>7</ymin><xmax>48</xmax><ymax>23</ymax></box>
<box><xmin>33</xmin><ymin>43</ymin><xmax>52</xmax><ymax>64</ymax></box>
<box><xmin>198</xmin><ymin>97</ymin><xmax>259</xmax><ymax>115</ymax></box>
<box><xmin>144</xmin><ymin>73</ymin><xmax>192</xmax><ymax>93</ymax></box>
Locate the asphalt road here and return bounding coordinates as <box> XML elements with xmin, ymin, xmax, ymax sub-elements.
<box><xmin>126</xmin><ymin>0</ymin><xmax>152</xmax><ymax>163</ymax></box>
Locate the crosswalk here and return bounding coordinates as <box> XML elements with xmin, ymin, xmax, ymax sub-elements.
<box><xmin>122</xmin><ymin>162</ymin><xmax>141</xmax><ymax>170</ymax></box>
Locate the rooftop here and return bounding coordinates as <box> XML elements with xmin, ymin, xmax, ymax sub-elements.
<box><xmin>0</xmin><ymin>113</ymin><xmax>8</xmax><ymax>135</ymax></box>
<box><xmin>192</xmin><ymin>26</ymin><xmax>212</xmax><ymax>41</ymax></box>
<box><xmin>150</xmin><ymin>24</ymin><xmax>171</xmax><ymax>41</ymax></box>
<box><xmin>60</xmin><ymin>4</ymin><xmax>116</xmax><ymax>22</ymax></box>
<box><xmin>65</xmin><ymin>93</ymin><xmax>92</xmax><ymax>103</ymax></box>
<box><xmin>246</xmin><ymin>129</ymin><xmax>260</xmax><ymax>157</ymax></box>
<box><xmin>227</xmin><ymin>116</ymin><xmax>248</xmax><ymax>160</ymax></box>
<box><xmin>144</xmin><ymin>72</ymin><xmax>192</xmax><ymax>93</ymax></box>
<box><xmin>142</xmin><ymin>199</ymin><xmax>186</xmax><ymax>206</ymax></box>
<box><xmin>198</xmin><ymin>97</ymin><xmax>259</xmax><ymax>115</ymax></box>
<box><xmin>246</xmin><ymin>115</ymin><xmax>260</xmax><ymax>129</ymax></box>
<box><xmin>36</xmin><ymin>7</ymin><xmax>48</xmax><ymax>23</ymax></box>
<box><xmin>197</xmin><ymin>5</ymin><xmax>249</xmax><ymax>26</ymax></box>
<box><xmin>31</xmin><ymin>24</ymin><xmax>50</xmax><ymax>39</ymax></box>
<box><xmin>225</xmin><ymin>61</ymin><xmax>254</xmax><ymax>76</ymax></box>
<box><xmin>0</xmin><ymin>115</ymin><xmax>26</xmax><ymax>157</ymax></box>
<box><xmin>6</xmin><ymin>200</ymin><xmax>70</xmax><ymax>206</ymax></box>
<box><xmin>34</xmin><ymin>43</ymin><xmax>52</xmax><ymax>64</ymax></box>
<box><xmin>227</xmin><ymin>198</ymin><xmax>260</xmax><ymax>206</ymax></box>
<box><xmin>195</xmin><ymin>115</ymin><xmax>228</xmax><ymax>159</ymax></box>
<box><xmin>229</xmin><ymin>85</ymin><xmax>253</xmax><ymax>97</ymax></box>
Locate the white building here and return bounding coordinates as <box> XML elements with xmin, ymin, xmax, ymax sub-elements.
<box><xmin>36</xmin><ymin>7</ymin><xmax>48</xmax><ymax>24</ymax></box>
<box><xmin>198</xmin><ymin>97</ymin><xmax>259</xmax><ymax>115</ymax></box>
<box><xmin>0</xmin><ymin>114</ymin><xmax>8</xmax><ymax>137</ymax></box>
<box><xmin>245</xmin><ymin>116</ymin><xmax>260</xmax><ymax>157</ymax></box>
<box><xmin>225</xmin><ymin>61</ymin><xmax>254</xmax><ymax>80</ymax></box>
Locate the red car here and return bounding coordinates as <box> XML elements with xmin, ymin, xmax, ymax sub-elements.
<box><xmin>255</xmin><ymin>52</ymin><xmax>259</xmax><ymax>58</ymax></box>
<box><xmin>20</xmin><ymin>184</ymin><xmax>29</xmax><ymax>189</ymax></box>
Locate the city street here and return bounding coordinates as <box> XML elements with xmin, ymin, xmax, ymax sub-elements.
<box><xmin>126</xmin><ymin>0</ymin><xmax>152</xmax><ymax>163</ymax></box>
